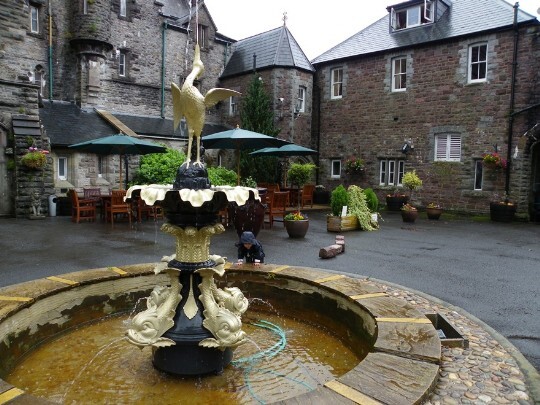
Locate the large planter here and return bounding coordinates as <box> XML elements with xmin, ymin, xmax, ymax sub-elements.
<box><xmin>313</xmin><ymin>190</ymin><xmax>330</xmax><ymax>204</ymax></box>
<box><xmin>228</xmin><ymin>197</ymin><xmax>265</xmax><ymax>237</ymax></box>
<box><xmin>386</xmin><ymin>195</ymin><xmax>408</xmax><ymax>211</ymax></box>
<box><xmin>284</xmin><ymin>219</ymin><xmax>309</xmax><ymax>238</ymax></box>
<box><xmin>401</xmin><ymin>209</ymin><xmax>418</xmax><ymax>223</ymax></box>
<box><xmin>327</xmin><ymin>215</ymin><xmax>359</xmax><ymax>232</ymax></box>
<box><xmin>426</xmin><ymin>207</ymin><xmax>443</xmax><ymax>220</ymax></box>
<box><xmin>490</xmin><ymin>202</ymin><xmax>517</xmax><ymax>223</ymax></box>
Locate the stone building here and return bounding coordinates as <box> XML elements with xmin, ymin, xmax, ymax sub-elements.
<box><xmin>311</xmin><ymin>0</ymin><xmax>540</xmax><ymax>218</ymax></box>
<box><xmin>0</xmin><ymin>0</ymin><xmax>235</xmax><ymax>217</ymax></box>
<box><xmin>2</xmin><ymin>0</ymin><xmax>540</xmax><ymax>220</ymax></box>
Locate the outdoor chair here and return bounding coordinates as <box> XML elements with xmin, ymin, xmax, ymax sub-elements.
<box><xmin>84</xmin><ymin>188</ymin><xmax>103</xmax><ymax>218</ymax></box>
<box><xmin>301</xmin><ymin>184</ymin><xmax>315</xmax><ymax>208</ymax></box>
<box><xmin>134</xmin><ymin>198</ymin><xmax>163</xmax><ymax>223</ymax></box>
<box><xmin>69</xmin><ymin>190</ymin><xmax>97</xmax><ymax>223</ymax></box>
<box><xmin>267</xmin><ymin>191</ymin><xmax>289</xmax><ymax>228</ymax></box>
<box><xmin>104</xmin><ymin>190</ymin><xmax>132</xmax><ymax>227</ymax></box>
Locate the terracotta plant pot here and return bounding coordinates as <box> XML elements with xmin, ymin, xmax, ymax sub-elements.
<box><xmin>426</xmin><ymin>207</ymin><xmax>443</xmax><ymax>220</ymax></box>
<box><xmin>386</xmin><ymin>195</ymin><xmax>408</xmax><ymax>211</ymax></box>
<box><xmin>490</xmin><ymin>202</ymin><xmax>517</xmax><ymax>223</ymax></box>
<box><xmin>284</xmin><ymin>219</ymin><xmax>309</xmax><ymax>238</ymax></box>
<box><xmin>401</xmin><ymin>209</ymin><xmax>418</xmax><ymax>223</ymax></box>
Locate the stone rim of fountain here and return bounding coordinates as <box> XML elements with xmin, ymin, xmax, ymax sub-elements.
<box><xmin>0</xmin><ymin>262</ymin><xmax>442</xmax><ymax>403</ymax></box>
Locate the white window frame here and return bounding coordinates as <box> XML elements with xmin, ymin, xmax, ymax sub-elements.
<box><xmin>30</xmin><ymin>5</ymin><xmax>39</xmax><ymax>33</ymax></box>
<box><xmin>330</xmin><ymin>67</ymin><xmax>343</xmax><ymax>100</ymax></box>
<box><xmin>391</xmin><ymin>1</ymin><xmax>433</xmax><ymax>31</ymax></box>
<box><xmin>120</xmin><ymin>0</ymin><xmax>127</xmax><ymax>17</ymax></box>
<box><xmin>229</xmin><ymin>96</ymin><xmax>237</xmax><ymax>116</ymax></box>
<box><xmin>58</xmin><ymin>157</ymin><xmax>68</xmax><ymax>180</ymax></box>
<box><xmin>198</xmin><ymin>24</ymin><xmax>208</xmax><ymax>49</ymax></box>
<box><xmin>34</xmin><ymin>68</ymin><xmax>45</xmax><ymax>96</ymax></box>
<box><xmin>380</xmin><ymin>159</ymin><xmax>405</xmax><ymax>186</ymax></box>
<box><xmin>331</xmin><ymin>159</ymin><xmax>341</xmax><ymax>178</ymax></box>
<box><xmin>435</xmin><ymin>134</ymin><xmax>461</xmax><ymax>162</ymax></box>
<box><xmin>392</xmin><ymin>57</ymin><xmax>407</xmax><ymax>92</ymax></box>
<box><xmin>297</xmin><ymin>86</ymin><xmax>306</xmax><ymax>113</ymax></box>
<box><xmin>468</xmin><ymin>43</ymin><xmax>487</xmax><ymax>83</ymax></box>
<box><xmin>119</xmin><ymin>52</ymin><xmax>126</xmax><ymax>77</ymax></box>
<box><xmin>474</xmin><ymin>159</ymin><xmax>483</xmax><ymax>190</ymax></box>
<box><xmin>83</xmin><ymin>0</ymin><xmax>88</xmax><ymax>15</ymax></box>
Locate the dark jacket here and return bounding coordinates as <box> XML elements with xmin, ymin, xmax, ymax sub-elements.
<box><xmin>235</xmin><ymin>231</ymin><xmax>265</xmax><ymax>263</ymax></box>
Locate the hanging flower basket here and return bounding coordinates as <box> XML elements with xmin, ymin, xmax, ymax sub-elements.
<box><xmin>21</xmin><ymin>150</ymin><xmax>48</xmax><ymax>169</ymax></box>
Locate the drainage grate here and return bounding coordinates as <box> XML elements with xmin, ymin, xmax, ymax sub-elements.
<box><xmin>426</xmin><ymin>313</ymin><xmax>469</xmax><ymax>348</ymax></box>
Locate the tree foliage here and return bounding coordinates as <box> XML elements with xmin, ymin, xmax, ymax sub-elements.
<box><xmin>208</xmin><ymin>166</ymin><xmax>237</xmax><ymax>186</ymax></box>
<box><xmin>131</xmin><ymin>147</ymin><xmax>185</xmax><ymax>185</ymax></box>
<box><xmin>239</xmin><ymin>74</ymin><xmax>281</xmax><ymax>183</ymax></box>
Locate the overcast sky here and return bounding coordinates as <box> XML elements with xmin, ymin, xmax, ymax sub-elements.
<box><xmin>203</xmin><ymin>0</ymin><xmax>540</xmax><ymax>60</ymax></box>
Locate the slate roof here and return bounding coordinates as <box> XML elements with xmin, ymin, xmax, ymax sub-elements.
<box><xmin>40</xmin><ymin>101</ymin><xmax>229</xmax><ymax>147</ymax></box>
<box><xmin>311</xmin><ymin>0</ymin><xmax>538</xmax><ymax>65</ymax></box>
<box><xmin>40</xmin><ymin>101</ymin><xmax>117</xmax><ymax>147</ymax></box>
<box><xmin>221</xmin><ymin>25</ymin><xmax>315</xmax><ymax>78</ymax></box>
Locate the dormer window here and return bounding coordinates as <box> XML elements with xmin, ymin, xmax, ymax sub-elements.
<box><xmin>390</xmin><ymin>0</ymin><xmax>434</xmax><ymax>31</ymax></box>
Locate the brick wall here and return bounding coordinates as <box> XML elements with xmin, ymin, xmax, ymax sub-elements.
<box><xmin>314</xmin><ymin>26</ymin><xmax>540</xmax><ymax>215</ymax></box>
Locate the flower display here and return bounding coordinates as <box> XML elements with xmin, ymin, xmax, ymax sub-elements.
<box><xmin>21</xmin><ymin>147</ymin><xmax>49</xmax><ymax>169</ymax></box>
<box><xmin>401</xmin><ymin>203</ymin><xmax>417</xmax><ymax>211</ymax></box>
<box><xmin>482</xmin><ymin>152</ymin><xmax>507</xmax><ymax>170</ymax></box>
<box><xmin>427</xmin><ymin>202</ymin><xmax>442</xmax><ymax>209</ymax></box>
<box><xmin>345</xmin><ymin>157</ymin><xmax>365</xmax><ymax>174</ymax></box>
<box><xmin>284</xmin><ymin>211</ymin><xmax>308</xmax><ymax>221</ymax></box>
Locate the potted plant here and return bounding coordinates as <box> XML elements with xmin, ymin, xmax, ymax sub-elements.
<box><xmin>327</xmin><ymin>185</ymin><xmax>359</xmax><ymax>231</ymax></box>
<box><xmin>283</xmin><ymin>210</ymin><xmax>309</xmax><ymax>238</ymax></box>
<box><xmin>347</xmin><ymin>185</ymin><xmax>378</xmax><ymax>231</ymax></box>
<box><xmin>385</xmin><ymin>188</ymin><xmax>408</xmax><ymax>211</ymax></box>
<box><xmin>20</xmin><ymin>147</ymin><xmax>49</xmax><ymax>169</ymax></box>
<box><xmin>425</xmin><ymin>162</ymin><xmax>458</xmax><ymax>220</ymax></box>
<box><xmin>426</xmin><ymin>202</ymin><xmax>443</xmax><ymax>220</ymax></box>
<box><xmin>482</xmin><ymin>152</ymin><xmax>516</xmax><ymax>222</ymax></box>
<box><xmin>283</xmin><ymin>163</ymin><xmax>315</xmax><ymax>238</ymax></box>
<box><xmin>313</xmin><ymin>185</ymin><xmax>330</xmax><ymax>204</ymax></box>
<box><xmin>401</xmin><ymin>203</ymin><xmax>419</xmax><ymax>223</ymax></box>
<box><xmin>345</xmin><ymin>157</ymin><xmax>365</xmax><ymax>175</ymax></box>
<box><xmin>402</xmin><ymin>170</ymin><xmax>422</xmax><ymax>202</ymax></box>
<box><xmin>287</xmin><ymin>162</ymin><xmax>316</xmax><ymax>209</ymax></box>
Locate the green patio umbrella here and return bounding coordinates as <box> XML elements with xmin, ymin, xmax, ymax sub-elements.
<box><xmin>249</xmin><ymin>144</ymin><xmax>318</xmax><ymax>157</ymax></box>
<box><xmin>69</xmin><ymin>133</ymin><xmax>166</xmax><ymax>189</ymax></box>
<box><xmin>202</xmin><ymin>127</ymin><xmax>289</xmax><ymax>184</ymax></box>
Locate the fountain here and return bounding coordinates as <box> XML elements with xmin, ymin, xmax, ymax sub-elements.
<box><xmin>0</xmin><ymin>7</ymin><xmax>444</xmax><ymax>402</ymax></box>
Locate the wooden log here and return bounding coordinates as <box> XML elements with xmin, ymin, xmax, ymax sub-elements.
<box><xmin>319</xmin><ymin>244</ymin><xmax>343</xmax><ymax>259</ymax></box>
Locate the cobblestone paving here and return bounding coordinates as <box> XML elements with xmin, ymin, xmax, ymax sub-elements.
<box><xmin>365</xmin><ymin>280</ymin><xmax>533</xmax><ymax>404</ymax></box>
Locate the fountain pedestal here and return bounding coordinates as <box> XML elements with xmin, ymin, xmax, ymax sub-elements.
<box><xmin>125</xmin><ymin>164</ymin><xmax>252</xmax><ymax>376</ymax></box>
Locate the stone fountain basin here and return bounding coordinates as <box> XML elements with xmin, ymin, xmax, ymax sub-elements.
<box><xmin>0</xmin><ymin>263</ymin><xmax>441</xmax><ymax>404</ymax></box>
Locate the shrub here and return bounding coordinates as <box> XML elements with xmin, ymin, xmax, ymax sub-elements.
<box><xmin>330</xmin><ymin>185</ymin><xmax>348</xmax><ymax>216</ymax></box>
<box><xmin>287</xmin><ymin>163</ymin><xmax>316</xmax><ymax>188</ymax></box>
<box><xmin>363</xmin><ymin>188</ymin><xmax>379</xmax><ymax>212</ymax></box>
<box><xmin>208</xmin><ymin>166</ymin><xmax>237</xmax><ymax>186</ymax></box>
<box><xmin>348</xmin><ymin>185</ymin><xmax>378</xmax><ymax>231</ymax></box>
<box><xmin>131</xmin><ymin>147</ymin><xmax>185</xmax><ymax>185</ymax></box>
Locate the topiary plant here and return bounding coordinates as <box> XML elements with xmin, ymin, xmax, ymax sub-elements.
<box><xmin>348</xmin><ymin>185</ymin><xmax>378</xmax><ymax>231</ymax></box>
<box><xmin>363</xmin><ymin>188</ymin><xmax>379</xmax><ymax>212</ymax></box>
<box><xmin>330</xmin><ymin>184</ymin><xmax>348</xmax><ymax>216</ymax></box>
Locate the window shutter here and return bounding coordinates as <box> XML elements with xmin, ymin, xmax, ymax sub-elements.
<box><xmin>435</xmin><ymin>135</ymin><xmax>447</xmax><ymax>160</ymax></box>
<box><xmin>449</xmin><ymin>135</ymin><xmax>461</xmax><ymax>161</ymax></box>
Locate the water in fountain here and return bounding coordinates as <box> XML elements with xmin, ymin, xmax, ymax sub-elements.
<box><xmin>6</xmin><ymin>309</ymin><xmax>364</xmax><ymax>404</ymax></box>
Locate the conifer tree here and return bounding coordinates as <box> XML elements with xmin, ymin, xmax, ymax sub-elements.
<box><xmin>239</xmin><ymin>74</ymin><xmax>281</xmax><ymax>183</ymax></box>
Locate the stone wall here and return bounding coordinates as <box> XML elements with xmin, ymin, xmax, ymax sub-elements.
<box><xmin>313</xmin><ymin>25</ymin><xmax>540</xmax><ymax>215</ymax></box>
